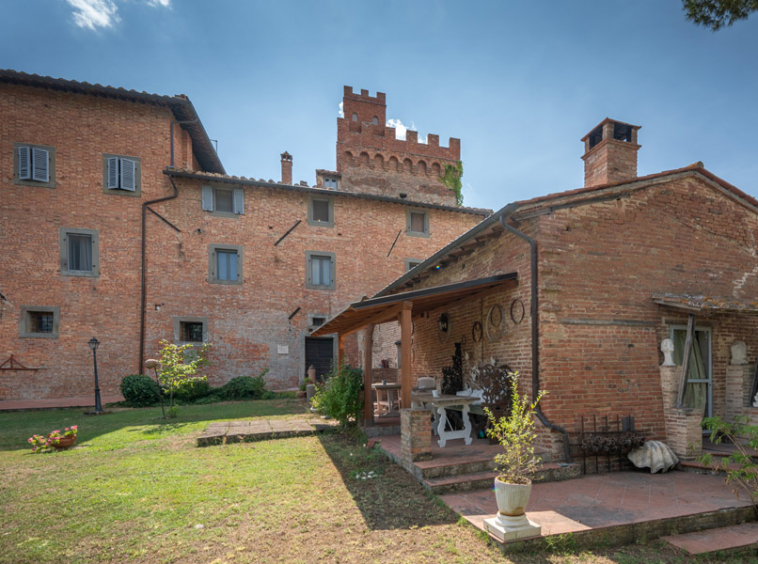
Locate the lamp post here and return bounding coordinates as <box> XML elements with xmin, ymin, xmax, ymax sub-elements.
<box><xmin>88</xmin><ymin>337</ymin><xmax>103</xmax><ymax>414</ymax></box>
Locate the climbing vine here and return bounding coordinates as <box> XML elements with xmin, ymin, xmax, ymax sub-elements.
<box><xmin>439</xmin><ymin>160</ymin><xmax>464</xmax><ymax>206</ymax></box>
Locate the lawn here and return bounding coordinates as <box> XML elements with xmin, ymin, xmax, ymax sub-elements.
<box><xmin>1</xmin><ymin>401</ymin><xmax>756</xmax><ymax>564</ymax></box>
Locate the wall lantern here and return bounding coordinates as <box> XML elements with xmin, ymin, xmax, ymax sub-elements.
<box><xmin>438</xmin><ymin>314</ymin><xmax>449</xmax><ymax>333</ymax></box>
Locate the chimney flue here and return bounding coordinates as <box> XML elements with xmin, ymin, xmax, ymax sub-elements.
<box><xmin>581</xmin><ymin>119</ymin><xmax>641</xmax><ymax>188</ymax></box>
<box><xmin>280</xmin><ymin>151</ymin><xmax>293</xmax><ymax>185</ymax></box>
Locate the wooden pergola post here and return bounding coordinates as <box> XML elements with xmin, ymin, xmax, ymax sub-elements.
<box><xmin>363</xmin><ymin>324</ymin><xmax>374</xmax><ymax>424</ymax></box>
<box><xmin>399</xmin><ymin>301</ymin><xmax>413</xmax><ymax>409</ymax></box>
<box><xmin>337</xmin><ymin>333</ymin><xmax>345</xmax><ymax>371</ymax></box>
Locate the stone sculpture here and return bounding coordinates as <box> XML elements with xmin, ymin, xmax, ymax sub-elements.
<box><xmin>628</xmin><ymin>440</ymin><xmax>679</xmax><ymax>473</ymax></box>
<box><xmin>660</xmin><ymin>338</ymin><xmax>675</xmax><ymax>367</ymax></box>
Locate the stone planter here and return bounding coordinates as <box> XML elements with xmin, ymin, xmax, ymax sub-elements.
<box><xmin>484</xmin><ymin>477</ymin><xmax>541</xmax><ymax>541</ymax></box>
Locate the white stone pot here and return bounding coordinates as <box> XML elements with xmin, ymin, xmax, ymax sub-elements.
<box><xmin>494</xmin><ymin>477</ymin><xmax>532</xmax><ymax>517</ymax></box>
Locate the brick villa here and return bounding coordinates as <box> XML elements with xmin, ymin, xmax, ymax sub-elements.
<box><xmin>0</xmin><ymin>70</ymin><xmax>488</xmax><ymax>402</ymax></box>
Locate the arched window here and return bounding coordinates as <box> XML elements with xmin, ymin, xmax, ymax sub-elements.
<box><xmin>389</xmin><ymin>156</ymin><xmax>400</xmax><ymax>172</ymax></box>
<box><xmin>372</xmin><ymin>116</ymin><xmax>379</xmax><ymax>126</ymax></box>
<box><xmin>374</xmin><ymin>154</ymin><xmax>384</xmax><ymax>169</ymax></box>
<box><xmin>403</xmin><ymin>158</ymin><xmax>413</xmax><ymax>173</ymax></box>
<box><xmin>431</xmin><ymin>162</ymin><xmax>441</xmax><ymax>176</ymax></box>
<box><xmin>417</xmin><ymin>160</ymin><xmax>427</xmax><ymax>175</ymax></box>
<box><xmin>351</xmin><ymin>113</ymin><xmax>358</xmax><ymax>122</ymax></box>
<box><xmin>343</xmin><ymin>151</ymin><xmax>354</xmax><ymax>167</ymax></box>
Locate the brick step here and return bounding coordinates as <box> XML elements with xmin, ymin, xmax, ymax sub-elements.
<box><xmin>419</xmin><ymin>448</ymin><xmax>552</xmax><ymax>480</ymax></box>
<box><xmin>423</xmin><ymin>462</ymin><xmax>582</xmax><ymax>495</ymax></box>
<box><xmin>662</xmin><ymin>522</ymin><xmax>758</xmax><ymax>555</ymax></box>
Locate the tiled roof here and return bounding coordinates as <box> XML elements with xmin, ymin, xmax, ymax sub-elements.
<box><xmin>652</xmin><ymin>293</ymin><xmax>758</xmax><ymax>315</ymax></box>
<box><xmin>0</xmin><ymin>69</ymin><xmax>225</xmax><ymax>174</ymax></box>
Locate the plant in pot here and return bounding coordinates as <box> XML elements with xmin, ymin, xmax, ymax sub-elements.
<box><xmin>483</xmin><ymin>373</ymin><xmax>545</xmax><ymax>541</ymax></box>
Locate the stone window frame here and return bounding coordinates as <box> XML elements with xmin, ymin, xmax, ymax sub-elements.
<box><xmin>18</xmin><ymin>306</ymin><xmax>60</xmax><ymax>339</ymax></box>
<box><xmin>406</xmin><ymin>207</ymin><xmax>430</xmax><ymax>238</ymax></box>
<box><xmin>173</xmin><ymin>316</ymin><xmax>209</xmax><ymax>344</ymax></box>
<box><xmin>308</xmin><ymin>313</ymin><xmax>328</xmax><ymax>330</ymax></box>
<box><xmin>307</xmin><ymin>194</ymin><xmax>335</xmax><ymax>228</ymax></box>
<box><xmin>208</xmin><ymin>244</ymin><xmax>243</xmax><ymax>285</ymax></box>
<box><xmin>102</xmin><ymin>153</ymin><xmax>142</xmax><ymax>197</ymax></box>
<box><xmin>405</xmin><ymin>258</ymin><xmax>424</xmax><ymax>272</ymax></box>
<box><xmin>305</xmin><ymin>250</ymin><xmax>336</xmax><ymax>290</ymax></box>
<box><xmin>201</xmin><ymin>185</ymin><xmax>245</xmax><ymax>218</ymax></box>
<box><xmin>14</xmin><ymin>142</ymin><xmax>56</xmax><ymax>188</ymax></box>
<box><xmin>59</xmin><ymin>227</ymin><xmax>99</xmax><ymax>278</ymax></box>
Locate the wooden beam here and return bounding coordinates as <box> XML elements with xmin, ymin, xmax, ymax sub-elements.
<box><xmin>340</xmin><ymin>303</ymin><xmax>405</xmax><ymax>337</ymax></box>
<box><xmin>675</xmin><ymin>314</ymin><xmax>695</xmax><ymax>409</ymax></box>
<box><xmin>363</xmin><ymin>324</ymin><xmax>374</xmax><ymax>425</ymax></box>
<box><xmin>399</xmin><ymin>301</ymin><xmax>413</xmax><ymax>409</ymax></box>
<box><xmin>337</xmin><ymin>333</ymin><xmax>345</xmax><ymax>371</ymax></box>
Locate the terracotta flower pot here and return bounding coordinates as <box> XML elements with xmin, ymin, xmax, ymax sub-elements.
<box><xmin>50</xmin><ymin>435</ymin><xmax>77</xmax><ymax>450</ymax></box>
<box><xmin>493</xmin><ymin>477</ymin><xmax>532</xmax><ymax>517</ymax></box>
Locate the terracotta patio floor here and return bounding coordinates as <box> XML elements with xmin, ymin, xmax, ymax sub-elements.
<box><xmin>441</xmin><ymin>470</ymin><xmax>755</xmax><ymax>538</ymax></box>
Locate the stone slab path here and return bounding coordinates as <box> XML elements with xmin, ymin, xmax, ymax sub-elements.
<box><xmin>197</xmin><ymin>418</ymin><xmax>337</xmax><ymax>446</ymax></box>
<box><xmin>662</xmin><ymin>522</ymin><xmax>758</xmax><ymax>555</ymax></box>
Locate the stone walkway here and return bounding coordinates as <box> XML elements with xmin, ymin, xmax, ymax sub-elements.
<box><xmin>196</xmin><ymin>418</ymin><xmax>337</xmax><ymax>446</ymax></box>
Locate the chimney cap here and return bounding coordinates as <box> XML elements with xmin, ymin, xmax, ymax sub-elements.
<box><xmin>581</xmin><ymin>118</ymin><xmax>641</xmax><ymax>144</ymax></box>
<box><xmin>281</xmin><ymin>151</ymin><xmax>292</xmax><ymax>160</ymax></box>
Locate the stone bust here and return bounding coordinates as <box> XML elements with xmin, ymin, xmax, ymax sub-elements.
<box><xmin>660</xmin><ymin>338</ymin><xmax>675</xmax><ymax>367</ymax></box>
<box><xmin>731</xmin><ymin>341</ymin><xmax>748</xmax><ymax>366</ymax></box>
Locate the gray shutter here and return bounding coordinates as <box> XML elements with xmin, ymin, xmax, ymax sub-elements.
<box><xmin>233</xmin><ymin>187</ymin><xmax>245</xmax><ymax>214</ymax></box>
<box><xmin>18</xmin><ymin>146</ymin><xmax>31</xmax><ymax>180</ymax></box>
<box><xmin>201</xmin><ymin>186</ymin><xmax>214</xmax><ymax>211</ymax></box>
<box><xmin>32</xmin><ymin>148</ymin><xmax>49</xmax><ymax>182</ymax></box>
<box><xmin>107</xmin><ymin>157</ymin><xmax>119</xmax><ymax>189</ymax></box>
<box><xmin>120</xmin><ymin>158</ymin><xmax>136</xmax><ymax>191</ymax></box>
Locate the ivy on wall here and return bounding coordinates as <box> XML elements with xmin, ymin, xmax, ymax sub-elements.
<box><xmin>439</xmin><ymin>160</ymin><xmax>464</xmax><ymax>206</ymax></box>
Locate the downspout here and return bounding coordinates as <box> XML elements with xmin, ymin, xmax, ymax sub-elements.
<box><xmin>499</xmin><ymin>208</ymin><xmax>572</xmax><ymax>463</ymax></box>
<box><xmin>139</xmin><ymin>172</ymin><xmax>179</xmax><ymax>373</ymax></box>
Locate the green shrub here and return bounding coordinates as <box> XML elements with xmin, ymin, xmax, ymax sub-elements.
<box><xmin>311</xmin><ymin>365</ymin><xmax>363</xmax><ymax>427</ymax></box>
<box><xmin>217</xmin><ymin>370</ymin><xmax>271</xmax><ymax>400</ymax></box>
<box><xmin>120</xmin><ymin>374</ymin><xmax>161</xmax><ymax>407</ymax></box>
<box><xmin>173</xmin><ymin>378</ymin><xmax>211</xmax><ymax>402</ymax></box>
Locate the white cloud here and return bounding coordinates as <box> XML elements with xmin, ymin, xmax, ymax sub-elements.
<box><xmin>338</xmin><ymin>101</ymin><xmax>344</xmax><ymax>118</ymax></box>
<box><xmin>386</xmin><ymin>118</ymin><xmax>426</xmax><ymax>143</ymax></box>
<box><xmin>64</xmin><ymin>0</ymin><xmax>170</xmax><ymax>31</ymax></box>
<box><xmin>66</xmin><ymin>0</ymin><xmax>119</xmax><ymax>30</ymax></box>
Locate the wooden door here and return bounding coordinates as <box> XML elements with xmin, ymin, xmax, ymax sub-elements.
<box><xmin>305</xmin><ymin>337</ymin><xmax>334</xmax><ymax>382</ymax></box>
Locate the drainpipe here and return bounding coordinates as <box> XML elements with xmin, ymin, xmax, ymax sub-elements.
<box><xmin>139</xmin><ymin>172</ymin><xmax>179</xmax><ymax>373</ymax></box>
<box><xmin>499</xmin><ymin>208</ymin><xmax>572</xmax><ymax>463</ymax></box>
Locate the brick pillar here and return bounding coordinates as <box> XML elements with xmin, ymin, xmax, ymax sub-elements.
<box><xmin>660</xmin><ymin>365</ymin><xmax>680</xmax><ymax>411</ymax></box>
<box><xmin>400</xmin><ymin>408</ymin><xmax>432</xmax><ymax>464</ymax></box>
<box><xmin>726</xmin><ymin>365</ymin><xmax>753</xmax><ymax>421</ymax></box>
<box><xmin>660</xmin><ymin>364</ymin><xmax>702</xmax><ymax>459</ymax></box>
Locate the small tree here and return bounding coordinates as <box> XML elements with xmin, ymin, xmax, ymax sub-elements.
<box><xmin>156</xmin><ymin>339</ymin><xmax>211</xmax><ymax>417</ymax></box>
<box><xmin>311</xmin><ymin>364</ymin><xmax>363</xmax><ymax>427</ymax></box>
<box><xmin>699</xmin><ymin>415</ymin><xmax>758</xmax><ymax>517</ymax></box>
<box><xmin>485</xmin><ymin>374</ymin><xmax>546</xmax><ymax>485</ymax></box>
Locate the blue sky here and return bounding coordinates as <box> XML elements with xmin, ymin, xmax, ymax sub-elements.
<box><xmin>3</xmin><ymin>1</ymin><xmax>757</xmax><ymax>210</ymax></box>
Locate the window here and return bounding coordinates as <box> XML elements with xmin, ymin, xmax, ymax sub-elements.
<box><xmin>310</xmin><ymin>315</ymin><xmax>326</xmax><ymax>328</ymax></box>
<box><xmin>103</xmin><ymin>154</ymin><xmax>141</xmax><ymax>196</ymax></box>
<box><xmin>173</xmin><ymin>317</ymin><xmax>208</xmax><ymax>343</ymax></box>
<box><xmin>306</xmin><ymin>251</ymin><xmax>336</xmax><ymax>290</ymax></box>
<box><xmin>323</xmin><ymin>177</ymin><xmax>339</xmax><ymax>190</ymax></box>
<box><xmin>201</xmin><ymin>185</ymin><xmax>245</xmax><ymax>215</ymax></box>
<box><xmin>372</xmin><ymin>116</ymin><xmax>379</xmax><ymax>125</ymax></box>
<box><xmin>19</xmin><ymin>306</ymin><xmax>60</xmax><ymax>339</ymax></box>
<box><xmin>14</xmin><ymin>143</ymin><xmax>55</xmax><ymax>188</ymax></box>
<box><xmin>59</xmin><ymin>228</ymin><xmax>99</xmax><ymax>277</ymax></box>
<box><xmin>406</xmin><ymin>208</ymin><xmax>429</xmax><ymax>237</ymax></box>
<box><xmin>208</xmin><ymin>244</ymin><xmax>242</xmax><ymax>285</ymax></box>
<box><xmin>405</xmin><ymin>258</ymin><xmax>423</xmax><ymax>272</ymax></box>
<box><xmin>307</xmin><ymin>195</ymin><xmax>334</xmax><ymax>227</ymax></box>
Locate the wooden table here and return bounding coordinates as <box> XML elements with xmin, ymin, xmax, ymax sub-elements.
<box><xmin>373</xmin><ymin>382</ymin><xmax>402</xmax><ymax>417</ymax></box>
<box><xmin>411</xmin><ymin>392</ymin><xmax>480</xmax><ymax>447</ymax></box>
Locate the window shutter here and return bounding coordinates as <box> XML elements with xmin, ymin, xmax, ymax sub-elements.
<box><xmin>120</xmin><ymin>158</ymin><xmax>136</xmax><ymax>191</ymax></box>
<box><xmin>233</xmin><ymin>187</ymin><xmax>245</xmax><ymax>214</ymax></box>
<box><xmin>18</xmin><ymin>146</ymin><xmax>31</xmax><ymax>180</ymax></box>
<box><xmin>201</xmin><ymin>186</ymin><xmax>214</xmax><ymax>211</ymax></box>
<box><xmin>32</xmin><ymin>148</ymin><xmax>49</xmax><ymax>182</ymax></box>
<box><xmin>107</xmin><ymin>157</ymin><xmax>119</xmax><ymax>189</ymax></box>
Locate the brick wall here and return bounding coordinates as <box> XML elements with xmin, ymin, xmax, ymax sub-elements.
<box><xmin>0</xmin><ymin>82</ymin><xmax>485</xmax><ymax>401</ymax></box>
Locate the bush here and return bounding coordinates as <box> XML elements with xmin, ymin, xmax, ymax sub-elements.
<box><xmin>217</xmin><ymin>370</ymin><xmax>271</xmax><ymax>401</ymax></box>
<box><xmin>120</xmin><ymin>374</ymin><xmax>161</xmax><ymax>407</ymax></box>
<box><xmin>311</xmin><ymin>365</ymin><xmax>363</xmax><ymax>427</ymax></box>
<box><xmin>173</xmin><ymin>378</ymin><xmax>211</xmax><ymax>402</ymax></box>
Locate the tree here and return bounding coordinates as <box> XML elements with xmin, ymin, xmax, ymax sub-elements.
<box><xmin>156</xmin><ymin>339</ymin><xmax>211</xmax><ymax>417</ymax></box>
<box><xmin>683</xmin><ymin>0</ymin><xmax>758</xmax><ymax>30</ymax></box>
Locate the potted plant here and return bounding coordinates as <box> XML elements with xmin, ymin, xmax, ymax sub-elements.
<box><xmin>28</xmin><ymin>425</ymin><xmax>79</xmax><ymax>452</ymax></box>
<box><xmin>483</xmin><ymin>374</ymin><xmax>545</xmax><ymax>541</ymax></box>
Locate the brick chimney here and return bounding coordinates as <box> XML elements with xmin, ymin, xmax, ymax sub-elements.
<box><xmin>280</xmin><ymin>151</ymin><xmax>293</xmax><ymax>185</ymax></box>
<box><xmin>581</xmin><ymin>119</ymin><xmax>641</xmax><ymax>187</ymax></box>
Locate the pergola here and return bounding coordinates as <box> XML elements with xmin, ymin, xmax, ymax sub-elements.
<box><xmin>311</xmin><ymin>273</ymin><xmax>518</xmax><ymax>422</ymax></box>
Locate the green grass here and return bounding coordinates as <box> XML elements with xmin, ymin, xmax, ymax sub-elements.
<box><xmin>2</xmin><ymin>402</ymin><xmax>757</xmax><ymax>564</ymax></box>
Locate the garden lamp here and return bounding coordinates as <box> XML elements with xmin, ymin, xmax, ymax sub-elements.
<box><xmin>88</xmin><ymin>337</ymin><xmax>103</xmax><ymax>414</ymax></box>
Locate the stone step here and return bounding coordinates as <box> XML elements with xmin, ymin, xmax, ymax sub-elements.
<box><xmin>662</xmin><ymin>522</ymin><xmax>758</xmax><ymax>555</ymax></box>
<box><xmin>423</xmin><ymin>462</ymin><xmax>582</xmax><ymax>495</ymax></box>
<box><xmin>418</xmin><ymin>448</ymin><xmax>552</xmax><ymax>480</ymax></box>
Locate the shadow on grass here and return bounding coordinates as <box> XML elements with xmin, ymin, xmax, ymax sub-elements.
<box><xmin>317</xmin><ymin>429</ymin><xmax>459</xmax><ymax>532</ymax></box>
<box><xmin>0</xmin><ymin>398</ymin><xmax>310</xmax><ymax>452</ymax></box>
